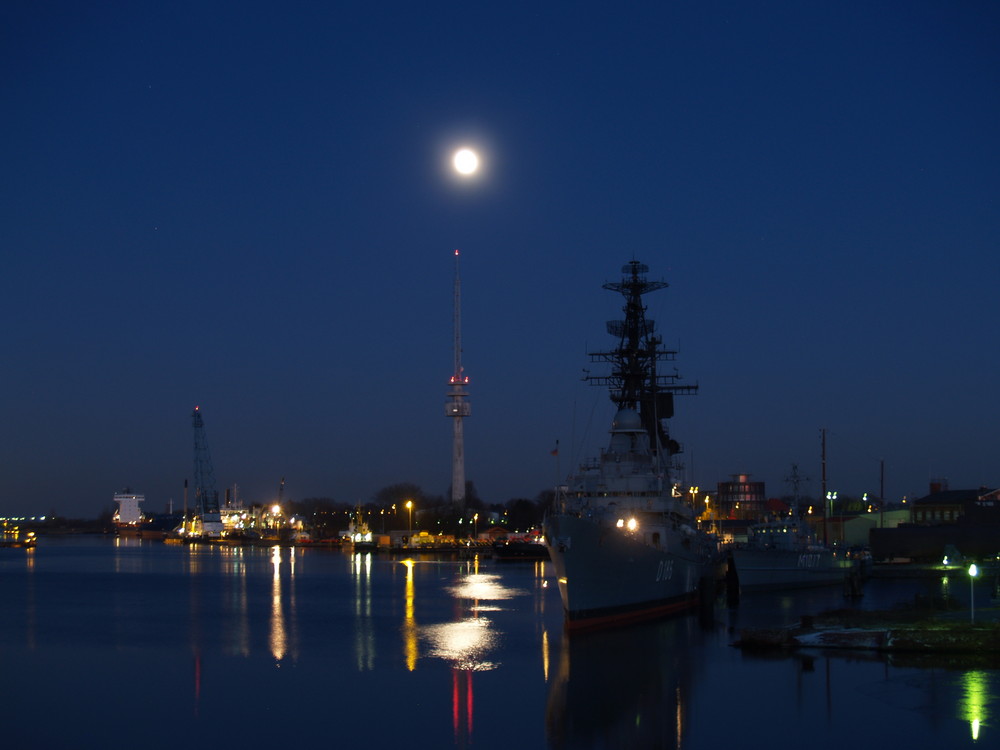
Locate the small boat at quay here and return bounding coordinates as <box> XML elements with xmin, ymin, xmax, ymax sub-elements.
<box><xmin>544</xmin><ymin>261</ymin><xmax>720</xmax><ymax>631</ymax></box>
<box><xmin>345</xmin><ymin>514</ymin><xmax>377</xmax><ymax>551</ymax></box>
<box><xmin>493</xmin><ymin>536</ymin><xmax>550</xmax><ymax>561</ymax></box>
<box><xmin>1</xmin><ymin>522</ymin><xmax>36</xmax><ymax>548</ymax></box>
<box><xmin>730</xmin><ymin>518</ymin><xmax>853</xmax><ymax>591</ymax></box>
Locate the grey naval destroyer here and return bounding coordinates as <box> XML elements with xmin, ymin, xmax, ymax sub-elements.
<box><xmin>544</xmin><ymin>260</ymin><xmax>719</xmax><ymax>631</ymax></box>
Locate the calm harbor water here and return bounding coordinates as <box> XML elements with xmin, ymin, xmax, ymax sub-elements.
<box><xmin>1</xmin><ymin>536</ymin><xmax>997</xmax><ymax>749</ymax></box>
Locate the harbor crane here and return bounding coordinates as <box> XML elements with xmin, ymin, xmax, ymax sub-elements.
<box><xmin>192</xmin><ymin>406</ymin><xmax>223</xmax><ymax>536</ymax></box>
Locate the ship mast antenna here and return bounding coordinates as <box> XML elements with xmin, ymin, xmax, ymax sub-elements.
<box><xmin>445</xmin><ymin>250</ymin><xmax>471</xmax><ymax>511</ymax></box>
<box><xmin>784</xmin><ymin>463</ymin><xmax>809</xmax><ymax>517</ymax></box>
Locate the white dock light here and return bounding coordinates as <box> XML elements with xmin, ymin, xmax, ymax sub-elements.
<box><xmin>969</xmin><ymin>563</ymin><xmax>978</xmax><ymax>623</ymax></box>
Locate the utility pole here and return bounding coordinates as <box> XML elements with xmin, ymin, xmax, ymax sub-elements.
<box><xmin>879</xmin><ymin>458</ymin><xmax>885</xmax><ymax>529</ymax></box>
<box><xmin>821</xmin><ymin>428</ymin><xmax>828</xmax><ymax>544</ymax></box>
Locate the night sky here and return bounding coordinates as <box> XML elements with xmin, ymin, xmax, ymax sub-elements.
<box><xmin>2</xmin><ymin>2</ymin><xmax>997</xmax><ymax>518</ymax></box>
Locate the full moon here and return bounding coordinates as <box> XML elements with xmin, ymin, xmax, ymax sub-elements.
<box><xmin>452</xmin><ymin>148</ymin><xmax>479</xmax><ymax>175</ymax></box>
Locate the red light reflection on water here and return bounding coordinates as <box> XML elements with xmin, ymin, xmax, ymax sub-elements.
<box><xmin>452</xmin><ymin>668</ymin><xmax>473</xmax><ymax>744</ymax></box>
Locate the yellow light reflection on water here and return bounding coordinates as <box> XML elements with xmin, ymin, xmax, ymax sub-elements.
<box><xmin>542</xmin><ymin>629</ymin><xmax>550</xmax><ymax>682</ymax></box>
<box><xmin>534</xmin><ymin>560</ymin><xmax>547</xmax><ymax>617</ymax></box>
<box><xmin>395</xmin><ymin>558</ymin><xmax>524</xmax><ymax>673</ymax></box>
<box><xmin>219</xmin><ymin>544</ymin><xmax>244</xmax><ymax>576</ymax></box>
<box><xmin>403</xmin><ymin>559</ymin><xmax>418</xmax><ymax>671</ymax></box>
<box><xmin>186</xmin><ymin>544</ymin><xmax>201</xmax><ymax>576</ymax></box>
<box><xmin>962</xmin><ymin>670</ymin><xmax>990</xmax><ymax>741</ymax></box>
<box><xmin>676</xmin><ymin>687</ymin><xmax>683</xmax><ymax>747</ymax></box>
<box><xmin>269</xmin><ymin>546</ymin><xmax>286</xmax><ymax>662</ymax></box>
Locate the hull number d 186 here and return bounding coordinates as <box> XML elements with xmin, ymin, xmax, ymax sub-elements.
<box><xmin>656</xmin><ymin>559</ymin><xmax>674</xmax><ymax>581</ymax></box>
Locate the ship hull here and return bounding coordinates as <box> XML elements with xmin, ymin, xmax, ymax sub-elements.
<box><xmin>731</xmin><ymin>548</ymin><xmax>851</xmax><ymax>591</ymax></box>
<box><xmin>544</xmin><ymin>514</ymin><xmax>711</xmax><ymax>631</ymax></box>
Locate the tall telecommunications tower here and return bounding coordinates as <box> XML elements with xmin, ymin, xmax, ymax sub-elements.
<box><xmin>445</xmin><ymin>249</ymin><xmax>470</xmax><ymax>511</ymax></box>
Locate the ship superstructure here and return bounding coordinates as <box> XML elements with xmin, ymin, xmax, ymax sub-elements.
<box><xmin>113</xmin><ymin>489</ymin><xmax>145</xmax><ymax>528</ymax></box>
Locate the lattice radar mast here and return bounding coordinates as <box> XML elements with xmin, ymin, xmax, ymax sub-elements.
<box><xmin>586</xmin><ymin>260</ymin><xmax>698</xmax><ymax>474</ymax></box>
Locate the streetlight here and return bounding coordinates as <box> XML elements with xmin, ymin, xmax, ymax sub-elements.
<box><xmin>826</xmin><ymin>491</ymin><xmax>838</xmax><ymax>545</ymax></box>
<box><xmin>473</xmin><ymin>512</ymin><xmax>479</xmax><ymax>540</ymax></box>
<box><xmin>969</xmin><ymin>563</ymin><xmax>978</xmax><ymax>623</ymax></box>
<box><xmin>405</xmin><ymin>500</ymin><xmax>413</xmax><ymax>539</ymax></box>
